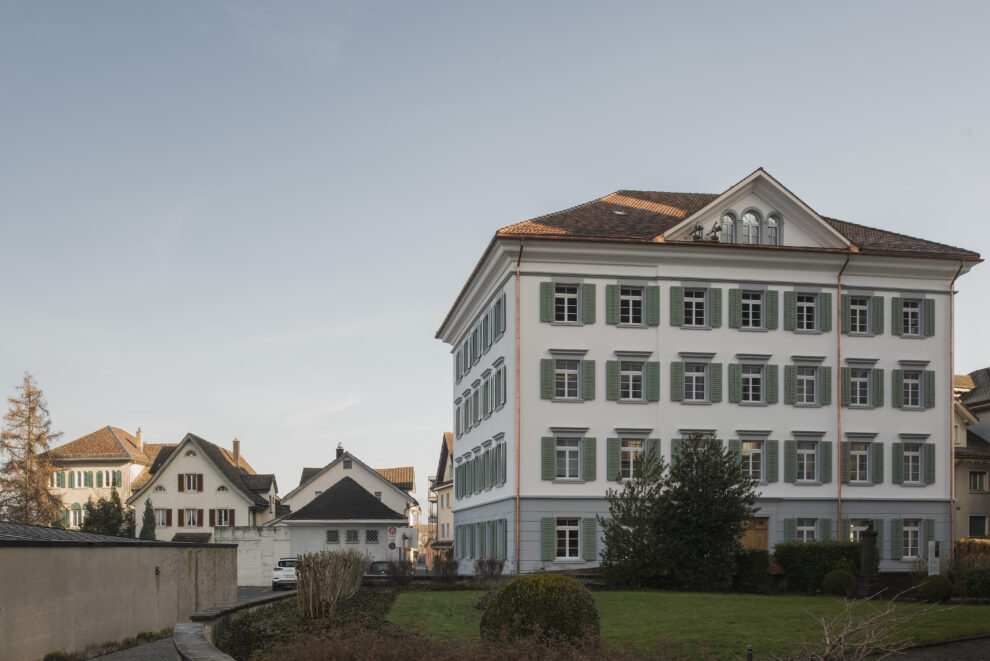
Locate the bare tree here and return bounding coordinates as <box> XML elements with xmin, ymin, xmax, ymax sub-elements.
<box><xmin>0</xmin><ymin>373</ymin><xmax>63</xmax><ymax>526</ymax></box>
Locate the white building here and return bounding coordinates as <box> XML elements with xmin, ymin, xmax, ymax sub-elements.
<box><xmin>435</xmin><ymin>169</ymin><xmax>980</xmax><ymax>574</ymax></box>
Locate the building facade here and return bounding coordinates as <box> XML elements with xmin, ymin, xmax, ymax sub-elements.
<box><xmin>436</xmin><ymin>169</ymin><xmax>980</xmax><ymax>574</ymax></box>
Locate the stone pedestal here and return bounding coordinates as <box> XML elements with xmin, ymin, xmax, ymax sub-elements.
<box><xmin>853</xmin><ymin>524</ymin><xmax>880</xmax><ymax>599</ymax></box>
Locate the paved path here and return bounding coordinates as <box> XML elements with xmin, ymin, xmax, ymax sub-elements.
<box><xmin>897</xmin><ymin>637</ymin><xmax>990</xmax><ymax>660</ymax></box>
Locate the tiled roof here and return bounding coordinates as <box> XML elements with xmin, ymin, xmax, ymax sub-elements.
<box><xmin>131</xmin><ymin>443</ymin><xmax>173</xmax><ymax>489</ymax></box>
<box><xmin>957</xmin><ymin>429</ymin><xmax>990</xmax><ymax>461</ymax></box>
<box><xmin>962</xmin><ymin>368</ymin><xmax>990</xmax><ymax>410</ymax></box>
<box><xmin>496</xmin><ymin>190</ymin><xmax>980</xmax><ymax>259</ymax></box>
<box><xmin>299</xmin><ymin>467</ymin><xmax>321</xmax><ymax>487</ymax></box>
<box><xmin>956</xmin><ymin>375</ymin><xmax>976</xmax><ymax>390</ymax></box>
<box><xmin>285</xmin><ymin>477</ymin><xmax>406</xmax><ymax>522</ymax></box>
<box><xmin>170</xmin><ymin>532</ymin><xmax>213</xmax><ymax>543</ymax></box>
<box><xmin>375</xmin><ymin>467</ymin><xmax>415</xmax><ymax>492</ymax></box>
<box><xmin>242</xmin><ymin>474</ymin><xmax>275</xmax><ymax>493</ymax></box>
<box><xmin>190</xmin><ymin>435</ymin><xmax>272</xmax><ymax>507</ymax></box>
<box><xmin>46</xmin><ymin>426</ymin><xmax>150</xmax><ymax>464</ymax></box>
<box><xmin>0</xmin><ymin>521</ymin><xmax>146</xmax><ymax>544</ymax></box>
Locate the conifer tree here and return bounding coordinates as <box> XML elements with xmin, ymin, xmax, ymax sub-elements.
<box><xmin>81</xmin><ymin>486</ymin><xmax>135</xmax><ymax>537</ymax></box>
<box><xmin>139</xmin><ymin>498</ymin><xmax>156</xmax><ymax>540</ymax></box>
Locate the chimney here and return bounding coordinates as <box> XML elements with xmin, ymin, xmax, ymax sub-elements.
<box><xmin>233</xmin><ymin>438</ymin><xmax>240</xmax><ymax>470</ymax></box>
<box><xmin>136</xmin><ymin>428</ymin><xmax>143</xmax><ymax>451</ymax></box>
<box><xmin>336</xmin><ymin>442</ymin><xmax>344</xmax><ymax>459</ymax></box>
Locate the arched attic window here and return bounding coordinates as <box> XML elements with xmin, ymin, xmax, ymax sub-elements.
<box><xmin>767</xmin><ymin>214</ymin><xmax>781</xmax><ymax>245</ymax></box>
<box><xmin>741</xmin><ymin>211</ymin><xmax>761</xmax><ymax>244</ymax></box>
<box><xmin>720</xmin><ymin>213</ymin><xmax>736</xmax><ymax>243</ymax></box>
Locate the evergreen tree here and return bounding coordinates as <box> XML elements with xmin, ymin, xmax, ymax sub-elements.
<box><xmin>0</xmin><ymin>373</ymin><xmax>64</xmax><ymax>526</ymax></box>
<box><xmin>139</xmin><ymin>498</ymin><xmax>156</xmax><ymax>540</ymax></box>
<box><xmin>81</xmin><ymin>486</ymin><xmax>134</xmax><ymax>537</ymax></box>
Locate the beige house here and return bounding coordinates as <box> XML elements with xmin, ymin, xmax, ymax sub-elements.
<box><xmin>430</xmin><ymin>432</ymin><xmax>454</xmax><ymax>558</ymax></box>
<box><xmin>955</xmin><ymin>371</ymin><xmax>990</xmax><ymax>538</ymax></box>
<box><xmin>125</xmin><ymin>433</ymin><xmax>278</xmax><ymax>542</ymax></box>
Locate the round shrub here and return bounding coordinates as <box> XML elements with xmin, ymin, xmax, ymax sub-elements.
<box><xmin>917</xmin><ymin>575</ymin><xmax>953</xmax><ymax>603</ymax></box>
<box><xmin>480</xmin><ymin>574</ymin><xmax>599</xmax><ymax>644</ymax></box>
<box><xmin>822</xmin><ymin>569</ymin><xmax>857</xmax><ymax>596</ymax></box>
<box><xmin>964</xmin><ymin>567</ymin><xmax>990</xmax><ymax>600</ymax></box>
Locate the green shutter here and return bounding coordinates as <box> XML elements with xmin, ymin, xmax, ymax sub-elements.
<box><xmin>541</xmin><ymin>359</ymin><xmax>554</xmax><ymax>399</ymax></box>
<box><xmin>766</xmin><ymin>364</ymin><xmax>778</xmax><ymax>404</ymax></box>
<box><xmin>924</xmin><ymin>299</ymin><xmax>935</xmax><ymax>337</ymax></box>
<box><xmin>582</xmin><ymin>360</ymin><xmax>596</xmax><ymax>400</ymax></box>
<box><xmin>669</xmin><ymin>287</ymin><xmax>684</xmax><ymax>326</ymax></box>
<box><xmin>582</xmin><ymin>518</ymin><xmax>597</xmax><ymax>561</ymax></box>
<box><xmin>728</xmin><ymin>364</ymin><xmax>742</xmax><ymax>403</ymax></box>
<box><xmin>583</xmin><ymin>438</ymin><xmax>597</xmax><ymax>481</ymax></box>
<box><xmin>61</xmin><ymin>509</ymin><xmax>69</xmax><ymax>527</ymax></box>
<box><xmin>872</xmin><ymin>296</ymin><xmax>885</xmax><ymax>335</ymax></box>
<box><xmin>783</xmin><ymin>518</ymin><xmax>796</xmax><ymax>543</ymax></box>
<box><xmin>891</xmin><ymin>519</ymin><xmax>903</xmax><ymax>560</ymax></box>
<box><xmin>606</xmin><ymin>361</ymin><xmax>619</xmax><ymax>400</ymax></box>
<box><xmin>729</xmin><ymin>289</ymin><xmax>741</xmax><ymax>328</ymax></box>
<box><xmin>68</xmin><ymin>472</ymin><xmax>74</xmax><ymax>488</ymax></box>
<box><xmin>784</xmin><ymin>365</ymin><xmax>797</xmax><ymax>405</ymax></box>
<box><xmin>892</xmin><ymin>443</ymin><xmax>904</xmax><ymax>484</ymax></box>
<box><xmin>892</xmin><ymin>369</ymin><xmax>903</xmax><ymax>408</ymax></box>
<box><xmin>670</xmin><ymin>362</ymin><xmax>684</xmax><ymax>402</ymax></box>
<box><xmin>766</xmin><ymin>290</ymin><xmax>779</xmax><ymax>330</ymax></box>
<box><xmin>645</xmin><ymin>439</ymin><xmax>660</xmax><ymax>468</ymax></box>
<box><xmin>891</xmin><ymin>297</ymin><xmax>903</xmax><ymax>335</ymax></box>
<box><xmin>728</xmin><ymin>439</ymin><xmax>742</xmax><ymax>461</ymax></box>
<box><xmin>710</xmin><ymin>363</ymin><xmax>723</xmax><ymax>403</ymax></box>
<box><xmin>766</xmin><ymin>441</ymin><xmax>779</xmax><ymax>482</ymax></box>
<box><xmin>841</xmin><ymin>519</ymin><xmax>851</xmax><ymax>543</ymax></box>
<box><xmin>607</xmin><ymin>438</ymin><xmax>620</xmax><ymax>480</ymax></box>
<box><xmin>541</xmin><ymin>518</ymin><xmax>555</xmax><ymax>561</ymax></box>
<box><xmin>582</xmin><ymin>284</ymin><xmax>596</xmax><ymax>324</ymax></box>
<box><xmin>820</xmin><ymin>292</ymin><xmax>832</xmax><ymax>332</ymax></box>
<box><xmin>820</xmin><ymin>519</ymin><xmax>833</xmax><ymax>541</ymax></box>
<box><xmin>841</xmin><ymin>441</ymin><xmax>851</xmax><ymax>484</ymax></box>
<box><xmin>783</xmin><ymin>291</ymin><xmax>797</xmax><ymax>331</ymax></box>
<box><xmin>646</xmin><ymin>362</ymin><xmax>660</xmax><ymax>401</ymax></box>
<box><xmin>873</xmin><ymin>368</ymin><xmax>884</xmax><ymax>407</ymax></box>
<box><xmin>709</xmin><ymin>288</ymin><xmax>722</xmax><ymax>327</ymax></box>
<box><xmin>924</xmin><ymin>370</ymin><xmax>936</xmax><ymax>409</ymax></box>
<box><xmin>540</xmin><ymin>282</ymin><xmax>554</xmax><ymax>322</ymax></box>
<box><xmin>924</xmin><ymin>519</ymin><xmax>935</xmax><ymax>557</ymax></box>
<box><xmin>822</xmin><ymin>441</ymin><xmax>833</xmax><ymax>484</ymax></box>
<box><xmin>925</xmin><ymin>444</ymin><xmax>936</xmax><ymax>485</ymax></box>
<box><xmin>872</xmin><ymin>443</ymin><xmax>884</xmax><ymax>484</ymax></box>
<box><xmin>646</xmin><ymin>286</ymin><xmax>660</xmax><ymax>326</ymax></box>
<box><xmin>841</xmin><ymin>294</ymin><xmax>851</xmax><ymax>334</ymax></box>
<box><xmin>820</xmin><ymin>366</ymin><xmax>832</xmax><ymax>405</ymax></box>
<box><xmin>501</xmin><ymin>442</ymin><xmax>507</xmax><ymax>484</ymax></box>
<box><xmin>95</xmin><ymin>471</ymin><xmax>102</xmax><ymax>488</ymax></box>
<box><xmin>670</xmin><ymin>438</ymin><xmax>682</xmax><ymax>467</ymax></box>
<box><xmin>841</xmin><ymin>367</ymin><xmax>851</xmax><ymax>407</ymax></box>
<box><xmin>605</xmin><ymin>285</ymin><xmax>619</xmax><ymax>324</ymax></box>
<box><xmin>784</xmin><ymin>440</ymin><xmax>796</xmax><ymax>483</ymax></box>
<box><xmin>873</xmin><ymin>520</ymin><xmax>884</xmax><ymax>559</ymax></box>
<box><xmin>542</xmin><ymin>437</ymin><xmax>555</xmax><ymax>480</ymax></box>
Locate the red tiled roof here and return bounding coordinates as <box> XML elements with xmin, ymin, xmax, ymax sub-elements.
<box><xmin>47</xmin><ymin>426</ymin><xmax>150</xmax><ymax>464</ymax></box>
<box><xmin>375</xmin><ymin>467</ymin><xmax>415</xmax><ymax>491</ymax></box>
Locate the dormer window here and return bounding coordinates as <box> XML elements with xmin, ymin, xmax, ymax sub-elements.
<box><xmin>741</xmin><ymin>212</ymin><xmax>760</xmax><ymax>244</ymax></box>
<box><xmin>217</xmin><ymin>485</ymin><xmax>228</xmax><ymax>492</ymax></box>
<box><xmin>720</xmin><ymin>213</ymin><xmax>736</xmax><ymax>243</ymax></box>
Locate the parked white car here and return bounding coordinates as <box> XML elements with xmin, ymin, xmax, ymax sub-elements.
<box><xmin>271</xmin><ymin>557</ymin><xmax>298</xmax><ymax>590</ymax></box>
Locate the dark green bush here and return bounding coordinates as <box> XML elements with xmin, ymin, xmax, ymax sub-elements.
<box><xmin>773</xmin><ymin>541</ymin><xmax>862</xmax><ymax>593</ymax></box>
<box><xmin>480</xmin><ymin>574</ymin><xmax>599</xmax><ymax>644</ymax></box>
<box><xmin>822</xmin><ymin>569</ymin><xmax>857</xmax><ymax>596</ymax></box>
<box><xmin>733</xmin><ymin>548</ymin><xmax>771</xmax><ymax>593</ymax></box>
<box><xmin>917</xmin><ymin>575</ymin><xmax>953</xmax><ymax>603</ymax></box>
<box><xmin>964</xmin><ymin>566</ymin><xmax>990</xmax><ymax>600</ymax></box>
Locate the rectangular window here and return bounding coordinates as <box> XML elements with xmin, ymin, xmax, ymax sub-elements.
<box><xmin>903</xmin><ymin>519</ymin><xmax>920</xmax><ymax>558</ymax></box>
<box><xmin>619</xmin><ymin>286</ymin><xmax>644</xmax><ymax>325</ymax></box>
<box><xmin>185</xmin><ymin>474</ymin><xmax>199</xmax><ymax>491</ymax></box>
<box><xmin>796</xmin><ymin>294</ymin><xmax>817</xmax><ymax>331</ymax></box>
<box><xmin>155</xmin><ymin>509</ymin><xmax>168</xmax><ymax>526</ymax></box>
<box><xmin>620</xmin><ymin>439</ymin><xmax>643</xmax><ymax>479</ymax></box>
<box><xmin>797</xmin><ymin>367</ymin><xmax>817</xmax><ymax>404</ymax></box>
<box><xmin>556</xmin><ymin>518</ymin><xmax>580</xmax><ymax>559</ymax></box>
<box><xmin>71</xmin><ymin>509</ymin><xmax>84</xmax><ymax>527</ymax></box>
<box><xmin>969</xmin><ymin>517</ymin><xmax>987</xmax><ymax>538</ymax></box>
<box><xmin>850</xmin><ymin>368</ymin><xmax>871</xmax><ymax>406</ymax></box>
<box><xmin>970</xmin><ymin>471</ymin><xmax>987</xmax><ymax>492</ymax></box>
<box><xmin>850</xmin><ymin>442</ymin><xmax>870</xmax><ymax>483</ymax></box>
<box><xmin>742</xmin><ymin>441</ymin><xmax>763</xmax><ymax>481</ymax></box>
<box><xmin>472</xmin><ymin>388</ymin><xmax>481</xmax><ymax>424</ymax></box>
<box><xmin>683</xmin><ymin>289</ymin><xmax>707</xmax><ymax>327</ymax></box>
<box><xmin>346</xmin><ymin>529</ymin><xmax>359</xmax><ymax>544</ymax></box>
<box><xmin>741</xmin><ymin>365</ymin><xmax>764</xmax><ymax>403</ymax></box>
<box><xmin>684</xmin><ymin>363</ymin><xmax>707</xmax><ymax>401</ymax></box>
<box><xmin>554</xmin><ymin>284</ymin><xmax>579</xmax><ymax>323</ymax></box>
<box><xmin>556</xmin><ymin>439</ymin><xmax>580</xmax><ymax>479</ymax></box>
<box><xmin>903</xmin><ymin>371</ymin><xmax>922</xmax><ymax>408</ymax></box>
<box><xmin>903</xmin><ymin>443</ymin><xmax>922</xmax><ymax>483</ymax></box>
<box><xmin>554</xmin><ymin>359</ymin><xmax>580</xmax><ymax>399</ymax></box>
<box><xmin>185</xmin><ymin>509</ymin><xmax>199</xmax><ymax>526</ymax></box>
<box><xmin>619</xmin><ymin>361</ymin><xmax>644</xmax><ymax>401</ymax></box>
<box><xmin>902</xmin><ymin>300</ymin><xmax>921</xmax><ymax>336</ymax></box>
<box><xmin>797</xmin><ymin>441</ymin><xmax>818</xmax><ymax>482</ymax></box>
<box><xmin>366</xmin><ymin>529</ymin><xmax>379</xmax><ymax>544</ymax></box>
<box><xmin>216</xmin><ymin>509</ymin><xmax>231</xmax><ymax>526</ymax></box>
<box><xmin>326</xmin><ymin>529</ymin><xmax>340</xmax><ymax>544</ymax></box>
<box><xmin>797</xmin><ymin>518</ymin><xmax>817</xmax><ymax>543</ymax></box>
<box><xmin>741</xmin><ymin>291</ymin><xmax>763</xmax><ymax>329</ymax></box>
<box><xmin>850</xmin><ymin>296</ymin><xmax>869</xmax><ymax>334</ymax></box>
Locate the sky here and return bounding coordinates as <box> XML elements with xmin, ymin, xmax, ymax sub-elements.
<box><xmin>2</xmin><ymin>1</ymin><xmax>989</xmax><ymax>503</ymax></box>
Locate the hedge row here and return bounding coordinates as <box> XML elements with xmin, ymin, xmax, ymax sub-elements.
<box><xmin>773</xmin><ymin>541</ymin><xmax>863</xmax><ymax>593</ymax></box>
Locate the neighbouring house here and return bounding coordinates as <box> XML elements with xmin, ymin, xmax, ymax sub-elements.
<box><xmin>45</xmin><ymin>426</ymin><xmax>159</xmax><ymax>528</ymax></box>
<box><xmin>956</xmin><ymin>370</ymin><xmax>990</xmax><ymax>537</ymax></box>
<box><xmin>435</xmin><ymin>168</ymin><xmax>980</xmax><ymax>574</ymax></box>
<box><xmin>430</xmin><ymin>432</ymin><xmax>455</xmax><ymax>561</ymax></box>
<box><xmin>125</xmin><ymin>433</ymin><xmax>278</xmax><ymax>542</ymax></box>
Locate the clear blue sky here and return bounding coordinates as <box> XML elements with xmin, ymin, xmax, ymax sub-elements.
<box><xmin>2</xmin><ymin>1</ymin><xmax>988</xmax><ymax>501</ymax></box>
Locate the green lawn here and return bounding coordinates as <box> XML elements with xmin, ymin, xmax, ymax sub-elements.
<box><xmin>388</xmin><ymin>590</ymin><xmax>990</xmax><ymax>659</ymax></box>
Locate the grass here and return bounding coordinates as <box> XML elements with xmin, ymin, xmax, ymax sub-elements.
<box><xmin>388</xmin><ymin>590</ymin><xmax>990</xmax><ymax>659</ymax></box>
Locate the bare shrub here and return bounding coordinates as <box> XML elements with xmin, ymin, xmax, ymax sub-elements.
<box><xmin>433</xmin><ymin>551</ymin><xmax>459</xmax><ymax>583</ymax></box>
<box><xmin>296</xmin><ymin>549</ymin><xmax>370</xmax><ymax>619</ymax></box>
<box><xmin>474</xmin><ymin>558</ymin><xmax>505</xmax><ymax>587</ymax></box>
<box><xmin>386</xmin><ymin>559</ymin><xmax>414</xmax><ymax>586</ymax></box>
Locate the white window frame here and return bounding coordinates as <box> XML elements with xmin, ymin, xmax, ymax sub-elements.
<box><xmin>766</xmin><ymin>214</ymin><xmax>780</xmax><ymax>245</ymax></box>
<box><xmin>721</xmin><ymin>213</ymin><xmax>736</xmax><ymax>243</ymax></box>
<box><xmin>903</xmin><ymin>442</ymin><xmax>923</xmax><ymax>484</ymax></box>
<box><xmin>796</xmin><ymin>293</ymin><xmax>818</xmax><ymax>331</ymax></box>
<box><xmin>741</xmin><ymin>364</ymin><xmax>764</xmax><ymax>404</ymax></box>
<box><xmin>741</xmin><ymin>291</ymin><xmax>764</xmax><ymax>329</ymax></box>
<box><xmin>849</xmin><ymin>295</ymin><xmax>870</xmax><ymax>334</ymax></box>
<box><xmin>796</xmin><ymin>440</ymin><xmax>819</xmax><ymax>482</ymax></box>
<box><xmin>903</xmin><ymin>371</ymin><xmax>922</xmax><ymax>408</ymax></box>
<box><xmin>71</xmin><ymin>508</ymin><xmax>84</xmax><ymax>527</ymax></box>
<box><xmin>970</xmin><ymin>471</ymin><xmax>987</xmax><ymax>492</ymax></box>
<box><xmin>741</xmin><ymin>441</ymin><xmax>763</xmax><ymax>481</ymax></box>
<box><xmin>796</xmin><ymin>518</ymin><xmax>817</xmax><ymax>543</ymax></box>
<box><xmin>216</xmin><ymin>509</ymin><xmax>230</xmax><ymax>526</ymax></box>
<box><xmin>683</xmin><ymin>288</ymin><xmax>707</xmax><ymax>327</ymax></box>
<box><xmin>620</xmin><ymin>438</ymin><xmax>644</xmax><ymax>479</ymax></box>
<box><xmin>555</xmin><ymin>438</ymin><xmax>581</xmax><ymax>479</ymax></box>
<box><xmin>554</xmin><ymin>359</ymin><xmax>581</xmax><ymax>400</ymax></box>
<box><xmin>185</xmin><ymin>474</ymin><xmax>199</xmax><ymax>491</ymax></box>
<box><xmin>796</xmin><ymin>366</ymin><xmax>818</xmax><ymax>405</ymax></box>
<box><xmin>850</xmin><ymin>368</ymin><xmax>871</xmax><ymax>407</ymax></box>
<box><xmin>185</xmin><ymin>508</ymin><xmax>199</xmax><ymax>527</ymax></box>
<box><xmin>619</xmin><ymin>286</ymin><xmax>645</xmax><ymax>325</ymax></box>
<box><xmin>684</xmin><ymin>362</ymin><xmax>708</xmax><ymax>402</ymax></box>
<box><xmin>740</xmin><ymin>211</ymin><xmax>760</xmax><ymax>244</ymax></box>
<box><xmin>619</xmin><ymin>360</ymin><xmax>645</xmax><ymax>401</ymax></box>
<box><xmin>555</xmin><ymin>517</ymin><xmax>580</xmax><ymax>559</ymax></box>
<box><xmin>553</xmin><ymin>283</ymin><xmax>580</xmax><ymax>323</ymax></box>
<box><xmin>903</xmin><ymin>519</ymin><xmax>920</xmax><ymax>559</ymax></box>
<box><xmin>154</xmin><ymin>508</ymin><xmax>168</xmax><ymax>526</ymax></box>
<box><xmin>849</xmin><ymin>441</ymin><xmax>870</xmax><ymax>483</ymax></box>
<box><xmin>902</xmin><ymin>299</ymin><xmax>922</xmax><ymax>337</ymax></box>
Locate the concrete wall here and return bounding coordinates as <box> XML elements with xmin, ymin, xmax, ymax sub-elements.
<box><xmin>286</xmin><ymin>522</ymin><xmax>416</xmax><ymax>562</ymax></box>
<box><xmin>213</xmin><ymin>526</ymin><xmax>292</xmax><ymax>586</ymax></box>
<box><xmin>0</xmin><ymin>543</ymin><xmax>236</xmax><ymax>661</ymax></box>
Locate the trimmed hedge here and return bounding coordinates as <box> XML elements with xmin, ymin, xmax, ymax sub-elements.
<box><xmin>964</xmin><ymin>566</ymin><xmax>990</xmax><ymax>600</ymax></box>
<box><xmin>918</xmin><ymin>575</ymin><xmax>952</xmax><ymax>603</ymax></box>
<box><xmin>773</xmin><ymin>541</ymin><xmax>862</xmax><ymax>593</ymax></box>
<box><xmin>480</xmin><ymin>574</ymin><xmax>599</xmax><ymax>644</ymax></box>
<box><xmin>733</xmin><ymin>548</ymin><xmax>771</xmax><ymax>593</ymax></box>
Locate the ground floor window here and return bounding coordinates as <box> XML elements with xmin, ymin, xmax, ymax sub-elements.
<box><xmin>326</xmin><ymin>530</ymin><xmax>339</xmax><ymax>544</ymax></box>
<box><xmin>366</xmin><ymin>529</ymin><xmax>379</xmax><ymax>544</ymax></box>
<box><xmin>850</xmin><ymin>519</ymin><xmax>871</xmax><ymax>542</ymax></box>
<box><xmin>903</xmin><ymin>519</ymin><xmax>920</xmax><ymax>558</ymax></box>
<box><xmin>796</xmin><ymin>518</ymin><xmax>816</xmax><ymax>543</ymax></box>
<box><xmin>216</xmin><ymin>509</ymin><xmax>230</xmax><ymax>526</ymax></box>
<box><xmin>346</xmin><ymin>529</ymin><xmax>359</xmax><ymax>544</ymax></box>
<box><xmin>71</xmin><ymin>508</ymin><xmax>84</xmax><ymax>527</ymax></box>
<box><xmin>970</xmin><ymin>516</ymin><xmax>987</xmax><ymax>538</ymax></box>
<box><xmin>556</xmin><ymin>518</ymin><xmax>580</xmax><ymax>558</ymax></box>
<box><xmin>185</xmin><ymin>509</ymin><xmax>199</xmax><ymax>526</ymax></box>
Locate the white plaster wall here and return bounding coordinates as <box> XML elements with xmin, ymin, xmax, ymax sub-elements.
<box><xmin>286</xmin><ymin>523</ymin><xmax>415</xmax><ymax>562</ymax></box>
<box><xmin>283</xmin><ymin>458</ymin><xmax>410</xmax><ymax>516</ymax></box>
<box><xmin>213</xmin><ymin>526</ymin><xmax>292</xmax><ymax>586</ymax></box>
<box><xmin>51</xmin><ymin>459</ymin><xmax>140</xmax><ymax>519</ymax></box>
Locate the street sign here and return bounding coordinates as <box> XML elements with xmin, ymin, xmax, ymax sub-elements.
<box><xmin>388</xmin><ymin>526</ymin><xmax>397</xmax><ymax>535</ymax></box>
<box><xmin>388</xmin><ymin>542</ymin><xmax>396</xmax><ymax>550</ymax></box>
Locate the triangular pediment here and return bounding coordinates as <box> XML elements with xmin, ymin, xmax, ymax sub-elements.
<box><xmin>662</xmin><ymin>169</ymin><xmax>853</xmax><ymax>250</ymax></box>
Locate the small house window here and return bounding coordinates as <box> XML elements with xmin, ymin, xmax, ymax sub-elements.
<box><xmin>185</xmin><ymin>450</ymin><xmax>196</xmax><ymax>456</ymax></box>
<box><xmin>343</xmin><ymin>459</ymin><xmax>353</xmax><ymax>469</ymax></box>
<box><xmin>217</xmin><ymin>485</ymin><xmax>228</xmax><ymax>492</ymax></box>
<box><xmin>154</xmin><ymin>485</ymin><xmax>165</xmax><ymax>492</ymax></box>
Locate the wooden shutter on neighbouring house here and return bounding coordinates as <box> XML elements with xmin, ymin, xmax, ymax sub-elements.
<box><xmin>891</xmin><ymin>298</ymin><xmax>903</xmax><ymax>335</ymax></box>
<box><xmin>710</xmin><ymin>363</ymin><xmax>723</xmax><ymax>402</ymax></box>
<box><xmin>820</xmin><ymin>292</ymin><xmax>832</xmax><ymax>332</ymax></box>
<box><xmin>821</xmin><ymin>441</ymin><xmax>833</xmax><ymax>484</ymax></box>
<box><xmin>841</xmin><ymin>294</ymin><xmax>851</xmax><ymax>334</ymax></box>
<box><xmin>766</xmin><ymin>364</ymin><xmax>778</xmax><ymax>404</ymax></box>
<box><xmin>783</xmin><ymin>518</ymin><xmax>796</xmax><ymax>543</ymax></box>
<box><xmin>670</xmin><ymin>439</ymin><xmax>683</xmax><ymax>467</ymax></box>
<box><xmin>197</xmin><ymin>474</ymin><xmax>204</xmax><ymax>492</ymax></box>
<box><xmin>783</xmin><ymin>291</ymin><xmax>797</xmax><ymax>331</ymax></box>
<box><xmin>709</xmin><ymin>288</ymin><xmax>722</xmax><ymax>327</ymax></box>
<box><xmin>784</xmin><ymin>366</ymin><xmax>797</xmax><ymax>405</ymax></box>
<box><xmin>783</xmin><ymin>440</ymin><xmax>797</xmax><ymax>483</ymax></box>
<box><xmin>766</xmin><ymin>441</ymin><xmax>779</xmax><ymax>482</ymax></box>
<box><xmin>891</xmin><ymin>519</ymin><xmax>903</xmax><ymax>560</ymax></box>
<box><xmin>210</xmin><ymin>509</ymin><xmax>215</xmax><ymax>527</ymax></box>
<box><xmin>582</xmin><ymin>360</ymin><xmax>596</xmax><ymax>400</ymax></box>
<box><xmin>892</xmin><ymin>369</ymin><xmax>904</xmax><ymax>408</ymax></box>
<box><xmin>645</xmin><ymin>439</ymin><xmax>659</xmax><ymax>468</ymax></box>
<box><xmin>198</xmin><ymin>509</ymin><xmax>204</xmax><ymax>526</ymax></box>
<box><xmin>820</xmin><ymin>519</ymin><xmax>833</xmax><ymax>541</ymax></box>
<box><xmin>728</xmin><ymin>364</ymin><xmax>742</xmax><ymax>403</ymax></box>
<box><xmin>178</xmin><ymin>474</ymin><xmax>185</xmax><ymax>492</ymax></box>
<box><xmin>670</xmin><ymin>362</ymin><xmax>684</xmax><ymax>401</ymax></box>
<box><xmin>872</xmin><ymin>296</ymin><xmax>885</xmax><ymax>335</ymax></box>
<box><xmin>728</xmin><ymin>289</ymin><xmax>741</xmax><ymax>328</ymax></box>
<box><xmin>873</xmin><ymin>369</ymin><xmax>884</xmax><ymax>407</ymax></box>
<box><xmin>166</xmin><ymin>509</ymin><xmax>173</xmax><ymax>527</ymax></box>
<box><xmin>924</xmin><ymin>300</ymin><xmax>936</xmax><ymax>337</ymax></box>
<box><xmin>178</xmin><ymin>509</ymin><xmax>185</xmax><ymax>527</ymax></box>
<box><xmin>892</xmin><ymin>443</ymin><xmax>904</xmax><ymax>484</ymax></box>
<box><xmin>925</xmin><ymin>371</ymin><xmax>936</xmax><ymax>409</ymax></box>
<box><xmin>924</xmin><ymin>519</ymin><xmax>935</xmax><ymax>556</ymax></box>
<box><xmin>841</xmin><ymin>442</ymin><xmax>851</xmax><ymax>484</ymax></box>
<box><xmin>841</xmin><ymin>368</ymin><xmax>851</xmax><ymax>407</ymax></box>
<box><xmin>766</xmin><ymin>290</ymin><xmax>779</xmax><ymax>329</ymax></box>
<box><xmin>872</xmin><ymin>443</ymin><xmax>885</xmax><ymax>484</ymax></box>
<box><xmin>925</xmin><ymin>444</ymin><xmax>936</xmax><ymax>485</ymax></box>
<box><xmin>873</xmin><ymin>520</ymin><xmax>884</xmax><ymax>559</ymax></box>
<box><xmin>540</xmin><ymin>359</ymin><xmax>554</xmax><ymax>399</ymax></box>
<box><xmin>646</xmin><ymin>362</ymin><xmax>660</xmax><ymax>401</ymax></box>
<box><xmin>820</xmin><ymin>366</ymin><xmax>832</xmax><ymax>406</ymax></box>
